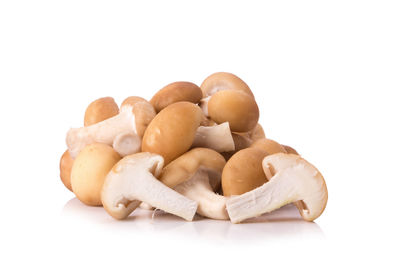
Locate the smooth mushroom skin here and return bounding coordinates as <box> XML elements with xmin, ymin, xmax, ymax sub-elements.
<box><xmin>222</xmin><ymin>147</ymin><xmax>269</xmax><ymax>196</ymax></box>
<box><xmin>141</xmin><ymin>102</ymin><xmax>203</xmax><ymax>165</ymax></box>
<box><xmin>121</xmin><ymin>96</ymin><xmax>156</xmax><ymax>138</ymax></box>
<box><xmin>207</xmin><ymin>90</ymin><xmax>259</xmax><ymax>132</ymax></box>
<box><xmin>71</xmin><ymin>143</ymin><xmax>121</xmax><ymax>206</ymax></box>
<box><xmin>150</xmin><ymin>82</ymin><xmax>203</xmax><ymax>113</ymax></box>
<box><xmin>60</xmin><ymin>150</ymin><xmax>73</xmax><ymax>191</ymax></box>
<box><xmin>226</xmin><ymin>153</ymin><xmax>328</xmax><ymax>223</ymax></box>
<box><xmin>67</xmin><ymin>97</ymin><xmax>155</xmax><ymax>158</ymax></box>
<box><xmin>159</xmin><ymin>148</ymin><xmax>228</xmax><ymax>220</ymax></box>
<box><xmin>200</xmin><ymin>72</ymin><xmax>254</xmax><ymax>98</ymax></box>
<box><xmin>251</xmin><ymin>138</ymin><xmax>287</xmax><ymax>155</ymax></box>
<box><xmin>84</xmin><ymin>97</ymin><xmax>119</xmax><ymax>126</ymax></box>
<box><xmin>221</xmin><ymin>133</ymin><xmax>253</xmax><ymax>161</ymax></box>
<box><xmin>112</xmin><ymin>132</ymin><xmax>141</xmax><ymax>157</ymax></box>
<box><xmin>192</xmin><ymin>122</ymin><xmax>235</xmax><ymax>153</ymax></box>
<box><xmin>282</xmin><ymin>144</ymin><xmax>299</xmax><ymax>155</ymax></box>
<box><xmin>246</xmin><ymin>123</ymin><xmax>265</xmax><ymax>142</ymax></box>
<box><xmin>101</xmin><ymin>152</ymin><xmax>198</xmax><ymax>221</ymax></box>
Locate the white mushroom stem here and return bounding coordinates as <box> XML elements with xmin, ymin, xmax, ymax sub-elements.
<box><xmin>101</xmin><ymin>153</ymin><xmax>197</xmax><ymax>221</ymax></box>
<box><xmin>174</xmin><ymin>170</ymin><xmax>228</xmax><ymax>220</ymax></box>
<box><xmin>112</xmin><ymin>132</ymin><xmax>141</xmax><ymax>157</ymax></box>
<box><xmin>192</xmin><ymin>122</ymin><xmax>235</xmax><ymax>152</ymax></box>
<box><xmin>226</xmin><ymin>161</ymin><xmax>327</xmax><ymax>223</ymax></box>
<box><xmin>199</xmin><ymin>96</ymin><xmax>211</xmax><ymax>117</ymax></box>
<box><xmin>139</xmin><ymin>202</ymin><xmax>154</xmax><ymax>210</ymax></box>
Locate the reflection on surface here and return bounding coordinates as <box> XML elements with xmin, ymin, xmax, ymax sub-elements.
<box><xmin>63</xmin><ymin>197</ymin><xmax>325</xmax><ymax>241</ymax></box>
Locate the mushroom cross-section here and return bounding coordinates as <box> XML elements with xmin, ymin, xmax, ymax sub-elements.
<box><xmin>101</xmin><ymin>152</ymin><xmax>198</xmax><ymax>221</ymax></box>
<box><xmin>226</xmin><ymin>153</ymin><xmax>328</xmax><ymax>223</ymax></box>
<box><xmin>159</xmin><ymin>148</ymin><xmax>228</xmax><ymax>220</ymax></box>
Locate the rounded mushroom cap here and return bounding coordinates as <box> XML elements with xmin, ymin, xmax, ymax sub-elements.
<box><xmin>84</xmin><ymin>97</ymin><xmax>119</xmax><ymax>126</ymax></box>
<box><xmin>248</xmin><ymin>123</ymin><xmax>265</xmax><ymax>141</ymax></box>
<box><xmin>208</xmin><ymin>90</ymin><xmax>259</xmax><ymax>132</ymax></box>
<box><xmin>262</xmin><ymin>153</ymin><xmax>328</xmax><ymax>221</ymax></box>
<box><xmin>200</xmin><ymin>72</ymin><xmax>254</xmax><ymax>97</ymax></box>
<box><xmin>150</xmin><ymin>82</ymin><xmax>203</xmax><ymax>113</ymax></box>
<box><xmin>282</xmin><ymin>144</ymin><xmax>299</xmax><ymax>155</ymax></box>
<box><xmin>159</xmin><ymin>148</ymin><xmax>226</xmax><ymax>190</ymax></box>
<box><xmin>121</xmin><ymin>96</ymin><xmax>156</xmax><ymax>137</ymax></box>
<box><xmin>222</xmin><ymin>147</ymin><xmax>269</xmax><ymax>196</ymax></box>
<box><xmin>251</xmin><ymin>138</ymin><xmax>287</xmax><ymax>155</ymax></box>
<box><xmin>142</xmin><ymin>102</ymin><xmax>203</xmax><ymax>165</ymax></box>
<box><xmin>60</xmin><ymin>150</ymin><xmax>73</xmax><ymax>191</ymax></box>
<box><xmin>71</xmin><ymin>143</ymin><xmax>121</xmax><ymax>206</ymax></box>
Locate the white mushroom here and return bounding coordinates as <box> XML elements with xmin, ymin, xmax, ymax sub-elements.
<box><xmin>226</xmin><ymin>153</ymin><xmax>328</xmax><ymax>223</ymax></box>
<box><xmin>112</xmin><ymin>132</ymin><xmax>141</xmax><ymax>157</ymax></box>
<box><xmin>101</xmin><ymin>152</ymin><xmax>198</xmax><ymax>221</ymax></box>
<box><xmin>192</xmin><ymin>122</ymin><xmax>235</xmax><ymax>152</ymax></box>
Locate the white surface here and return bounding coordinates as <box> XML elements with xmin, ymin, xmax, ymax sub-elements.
<box><xmin>1</xmin><ymin>1</ymin><xmax>399</xmax><ymax>266</ymax></box>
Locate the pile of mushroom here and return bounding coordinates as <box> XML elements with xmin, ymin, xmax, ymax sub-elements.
<box><xmin>60</xmin><ymin>72</ymin><xmax>328</xmax><ymax>223</ymax></box>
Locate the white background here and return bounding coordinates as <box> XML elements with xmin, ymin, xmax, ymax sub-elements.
<box><xmin>1</xmin><ymin>1</ymin><xmax>399</xmax><ymax>266</ymax></box>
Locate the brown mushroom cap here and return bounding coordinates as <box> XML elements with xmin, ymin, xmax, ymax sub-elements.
<box><xmin>60</xmin><ymin>150</ymin><xmax>73</xmax><ymax>191</ymax></box>
<box><xmin>222</xmin><ymin>147</ymin><xmax>269</xmax><ymax>196</ymax></box>
<box><xmin>84</xmin><ymin>97</ymin><xmax>119</xmax><ymax>126</ymax></box>
<box><xmin>251</xmin><ymin>138</ymin><xmax>287</xmax><ymax>154</ymax></box>
<box><xmin>200</xmin><ymin>72</ymin><xmax>254</xmax><ymax>98</ymax></box>
<box><xmin>121</xmin><ymin>96</ymin><xmax>156</xmax><ymax>137</ymax></box>
<box><xmin>221</xmin><ymin>133</ymin><xmax>252</xmax><ymax>161</ymax></box>
<box><xmin>141</xmin><ymin>102</ymin><xmax>203</xmax><ymax>165</ymax></box>
<box><xmin>159</xmin><ymin>148</ymin><xmax>226</xmax><ymax>189</ymax></box>
<box><xmin>150</xmin><ymin>82</ymin><xmax>203</xmax><ymax>113</ymax></box>
<box><xmin>208</xmin><ymin>90</ymin><xmax>259</xmax><ymax>132</ymax></box>
<box><xmin>282</xmin><ymin>144</ymin><xmax>299</xmax><ymax>155</ymax></box>
<box><xmin>71</xmin><ymin>143</ymin><xmax>121</xmax><ymax>206</ymax></box>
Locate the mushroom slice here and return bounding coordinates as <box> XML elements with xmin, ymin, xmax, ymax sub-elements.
<box><xmin>101</xmin><ymin>152</ymin><xmax>197</xmax><ymax>221</ymax></box>
<box><xmin>159</xmin><ymin>148</ymin><xmax>228</xmax><ymax>220</ymax></box>
<box><xmin>226</xmin><ymin>153</ymin><xmax>328</xmax><ymax>223</ymax></box>
<box><xmin>67</xmin><ymin>98</ymin><xmax>155</xmax><ymax>158</ymax></box>
<box><xmin>192</xmin><ymin>122</ymin><xmax>235</xmax><ymax>153</ymax></box>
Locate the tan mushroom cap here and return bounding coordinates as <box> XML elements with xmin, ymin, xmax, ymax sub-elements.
<box><xmin>248</xmin><ymin>123</ymin><xmax>265</xmax><ymax>141</ymax></box>
<box><xmin>282</xmin><ymin>144</ymin><xmax>299</xmax><ymax>155</ymax></box>
<box><xmin>150</xmin><ymin>82</ymin><xmax>203</xmax><ymax>113</ymax></box>
<box><xmin>208</xmin><ymin>90</ymin><xmax>259</xmax><ymax>132</ymax></box>
<box><xmin>159</xmin><ymin>148</ymin><xmax>226</xmax><ymax>189</ymax></box>
<box><xmin>251</xmin><ymin>138</ymin><xmax>287</xmax><ymax>154</ymax></box>
<box><xmin>142</xmin><ymin>102</ymin><xmax>203</xmax><ymax>165</ymax></box>
<box><xmin>222</xmin><ymin>147</ymin><xmax>269</xmax><ymax>196</ymax></box>
<box><xmin>200</xmin><ymin>72</ymin><xmax>254</xmax><ymax>98</ymax></box>
<box><xmin>59</xmin><ymin>150</ymin><xmax>73</xmax><ymax>191</ymax></box>
<box><xmin>121</xmin><ymin>96</ymin><xmax>156</xmax><ymax>137</ymax></box>
<box><xmin>71</xmin><ymin>143</ymin><xmax>121</xmax><ymax>206</ymax></box>
<box><xmin>84</xmin><ymin>97</ymin><xmax>119</xmax><ymax>126</ymax></box>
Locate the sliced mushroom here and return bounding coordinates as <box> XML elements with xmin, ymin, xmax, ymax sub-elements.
<box><xmin>222</xmin><ymin>147</ymin><xmax>269</xmax><ymax>196</ymax></box>
<box><xmin>226</xmin><ymin>153</ymin><xmax>328</xmax><ymax>223</ymax></box>
<box><xmin>141</xmin><ymin>101</ymin><xmax>203</xmax><ymax>165</ymax></box>
<box><xmin>101</xmin><ymin>152</ymin><xmax>198</xmax><ymax>221</ymax></box>
<box><xmin>84</xmin><ymin>97</ymin><xmax>119</xmax><ymax>126</ymax></box>
<box><xmin>192</xmin><ymin>122</ymin><xmax>235</xmax><ymax>153</ymax></box>
<box><xmin>150</xmin><ymin>81</ymin><xmax>203</xmax><ymax>113</ymax></box>
<box><xmin>159</xmin><ymin>148</ymin><xmax>228</xmax><ymax>220</ymax></box>
<box><xmin>67</xmin><ymin>97</ymin><xmax>155</xmax><ymax>158</ymax></box>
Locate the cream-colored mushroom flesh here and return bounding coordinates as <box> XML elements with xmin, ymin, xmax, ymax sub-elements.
<box><xmin>192</xmin><ymin>122</ymin><xmax>235</xmax><ymax>152</ymax></box>
<box><xmin>226</xmin><ymin>153</ymin><xmax>328</xmax><ymax>223</ymax></box>
<box><xmin>112</xmin><ymin>132</ymin><xmax>141</xmax><ymax>157</ymax></box>
<box><xmin>101</xmin><ymin>152</ymin><xmax>197</xmax><ymax>221</ymax></box>
<box><xmin>159</xmin><ymin>148</ymin><xmax>228</xmax><ymax>220</ymax></box>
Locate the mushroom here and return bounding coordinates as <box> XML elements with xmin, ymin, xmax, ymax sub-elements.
<box><xmin>84</xmin><ymin>97</ymin><xmax>119</xmax><ymax>126</ymax></box>
<box><xmin>250</xmin><ymin>138</ymin><xmax>287</xmax><ymax>154</ymax></box>
<box><xmin>222</xmin><ymin>147</ymin><xmax>269</xmax><ymax>196</ymax></box>
<box><xmin>101</xmin><ymin>152</ymin><xmax>197</xmax><ymax>221</ymax></box>
<box><xmin>158</xmin><ymin>148</ymin><xmax>228</xmax><ymax>220</ymax></box>
<box><xmin>199</xmin><ymin>72</ymin><xmax>259</xmax><ymax>132</ymax></box>
<box><xmin>150</xmin><ymin>81</ymin><xmax>203</xmax><ymax>113</ymax></box>
<box><xmin>141</xmin><ymin>101</ymin><xmax>203</xmax><ymax>165</ymax></box>
<box><xmin>226</xmin><ymin>153</ymin><xmax>328</xmax><ymax>223</ymax></box>
<box><xmin>192</xmin><ymin>122</ymin><xmax>235</xmax><ymax>153</ymax></box>
<box><xmin>220</xmin><ymin>133</ymin><xmax>253</xmax><ymax>160</ymax></box>
<box><xmin>282</xmin><ymin>144</ymin><xmax>299</xmax><ymax>155</ymax></box>
<box><xmin>71</xmin><ymin>143</ymin><xmax>121</xmax><ymax>206</ymax></box>
<box><xmin>59</xmin><ymin>150</ymin><xmax>73</xmax><ymax>191</ymax></box>
<box><xmin>236</xmin><ymin>123</ymin><xmax>265</xmax><ymax>142</ymax></box>
<box><xmin>66</xmin><ymin>97</ymin><xmax>155</xmax><ymax>158</ymax></box>
<box><xmin>112</xmin><ymin>132</ymin><xmax>141</xmax><ymax>157</ymax></box>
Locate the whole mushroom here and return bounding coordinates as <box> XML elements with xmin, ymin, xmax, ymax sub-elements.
<box><xmin>84</xmin><ymin>97</ymin><xmax>119</xmax><ymax>126</ymax></box>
